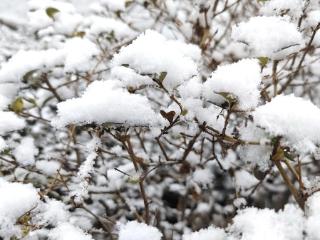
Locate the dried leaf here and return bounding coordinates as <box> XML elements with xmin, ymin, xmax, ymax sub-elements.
<box><xmin>158</xmin><ymin>72</ymin><xmax>167</xmax><ymax>83</ymax></box>
<box><xmin>160</xmin><ymin>110</ymin><xmax>175</xmax><ymax>124</ymax></box>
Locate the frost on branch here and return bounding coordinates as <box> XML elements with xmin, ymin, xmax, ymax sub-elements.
<box><xmin>253</xmin><ymin>94</ymin><xmax>320</xmax><ymax>154</ymax></box>
<box><xmin>203</xmin><ymin>59</ymin><xmax>262</xmax><ymax>110</ymax></box>
<box><xmin>53</xmin><ymin>80</ymin><xmax>160</xmax><ymax>127</ymax></box>
<box><xmin>72</xmin><ymin>136</ymin><xmax>101</xmax><ymax>203</ymax></box>
<box><xmin>232</xmin><ymin>16</ymin><xmax>303</xmax><ymax>59</ymax></box>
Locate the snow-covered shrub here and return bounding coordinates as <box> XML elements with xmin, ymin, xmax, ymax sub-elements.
<box><xmin>1</xmin><ymin>0</ymin><xmax>320</xmax><ymax>239</ymax></box>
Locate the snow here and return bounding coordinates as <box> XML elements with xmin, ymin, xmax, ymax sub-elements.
<box><xmin>0</xmin><ymin>38</ymin><xmax>98</xmax><ymax>83</ymax></box>
<box><xmin>232</xmin><ymin>16</ymin><xmax>303</xmax><ymax>59</ymax></box>
<box><xmin>0</xmin><ymin>137</ymin><xmax>7</xmax><ymax>152</ymax></box>
<box><xmin>192</xmin><ymin>168</ymin><xmax>214</xmax><ymax>186</ymax></box>
<box><xmin>49</xmin><ymin>222</ymin><xmax>93</xmax><ymax>240</ymax></box>
<box><xmin>0</xmin><ymin>179</ymin><xmax>39</xmax><ymax>239</ymax></box>
<box><xmin>260</xmin><ymin>0</ymin><xmax>305</xmax><ymax>18</ymax></box>
<box><xmin>1</xmin><ymin>0</ymin><xmax>320</xmax><ymax>239</ymax></box>
<box><xmin>306</xmin><ymin>10</ymin><xmax>320</xmax><ymax>28</ymax></box>
<box><xmin>112</xmin><ymin>30</ymin><xmax>201</xmax><ymax>90</ymax></box>
<box><xmin>253</xmin><ymin>94</ymin><xmax>320</xmax><ymax>154</ymax></box>
<box><xmin>233</xmin><ymin>198</ymin><xmax>247</xmax><ymax>208</ymax></box>
<box><xmin>239</xmin><ymin>122</ymin><xmax>272</xmax><ymax>171</ymax></box>
<box><xmin>235</xmin><ymin>170</ymin><xmax>259</xmax><ymax>191</ymax></box>
<box><xmin>0</xmin><ymin>49</ymin><xmax>64</xmax><ymax>83</ymax></box>
<box><xmin>89</xmin><ymin>17</ymin><xmax>136</xmax><ymax>39</ymax></box>
<box><xmin>100</xmin><ymin>0</ymin><xmax>126</xmax><ymax>11</ymax></box>
<box><xmin>110</xmin><ymin>66</ymin><xmax>154</xmax><ymax>88</ymax></box>
<box><xmin>183</xmin><ymin>226</ymin><xmax>227</xmax><ymax>240</ymax></box>
<box><xmin>106</xmin><ymin>162</ymin><xmax>135</xmax><ymax>190</ymax></box>
<box><xmin>27</xmin><ymin>0</ymin><xmax>83</xmax><ymax>34</ymax></box>
<box><xmin>203</xmin><ymin>59</ymin><xmax>262</xmax><ymax>110</ymax></box>
<box><xmin>36</xmin><ymin>160</ymin><xmax>61</xmax><ymax>175</ymax></box>
<box><xmin>118</xmin><ymin>221</ymin><xmax>163</xmax><ymax>240</ymax></box>
<box><xmin>13</xmin><ymin>137</ymin><xmax>38</xmax><ymax>166</ymax></box>
<box><xmin>229</xmin><ymin>205</ymin><xmax>304</xmax><ymax>240</ymax></box>
<box><xmin>0</xmin><ymin>111</ymin><xmax>25</xmax><ymax>134</ymax></box>
<box><xmin>0</xmin><ymin>94</ymin><xmax>10</xmax><ymax>110</ymax></box>
<box><xmin>178</xmin><ymin>77</ymin><xmax>203</xmax><ymax>100</ymax></box>
<box><xmin>52</xmin><ymin>80</ymin><xmax>160</xmax><ymax>127</ymax></box>
<box><xmin>305</xmin><ymin>192</ymin><xmax>320</xmax><ymax>240</ymax></box>
<box><xmin>37</xmin><ymin>199</ymin><xmax>70</xmax><ymax>226</ymax></box>
<box><xmin>63</xmin><ymin>38</ymin><xmax>99</xmax><ymax>72</ymax></box>
<box><xmin>0</xmin><ymin>0</ymin><xmax>28</xmax><ymax>25</ymax></box>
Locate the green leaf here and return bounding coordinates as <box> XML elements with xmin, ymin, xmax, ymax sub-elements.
<box><xmin>181</xmin><ymin>108</ymin><xmax>188</xmax><ymax>116</ymax></box>
<box><xmin>10</xmin><ymin>97</ymin><xmax>24</xmax><ymax>113</ymax></box>
<box><xmin>258</xmin><ymin>57</ymin><xmax>269</xmax><ymax>68</ymax></box>
<box><xmin>46</xmin><ymin>7</ymin><xmax>60</xmax><ymax>19</ymax></box>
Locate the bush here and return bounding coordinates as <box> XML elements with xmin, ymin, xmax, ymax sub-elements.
<box><xmin>1</xmin><ymin>0</ymin><xmax>320</xmax><ymax>239</ymax></box>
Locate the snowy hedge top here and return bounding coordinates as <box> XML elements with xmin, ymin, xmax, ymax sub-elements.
<box><xmin>53</xmin><ymin>80</ymin><xmax>161</xmax><ymax>128</ymax></box>
<box><xmin>253</xmin><ymin>94</ymin><xmax>320</xmax><ymax>154</ymax></box>
<box><xmin>232</xmin><ymin>16</ymin><xmax>303</xmax><ymax>60</ymax></box>
<box><xmin>203</xmin><ymin>59</ymin><xmax>262</xmax><ymax>110</ymax></box>
<box><xmin>112</xmin><ymin>30</ymin><xmax>201</xmax><ymax>90</ymax></box>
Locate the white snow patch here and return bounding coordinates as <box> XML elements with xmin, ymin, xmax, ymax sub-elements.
<box><xmin>118</xmin><ymin>221</ymin><xmax>162</xmax><ymax>240</ymax></box>
<box><xmin>203</xmin><ymin>59</ymin><xmax>262</xmax><ymax>110</ymax></box>
<box><xmin>52</xmin><ymin>80</ymin><xmax>160</xmax><ymax>127</ymax></box>
<box><xmin>253</xmin><ymin>94</ymin><xmax>320</xmax><ymax>154</ymax></box>
<box><xmin>13</xmin><ymin>137</ymin><xmax>38</xmax><ymax>166</ymax></box>
<box><xmin>232</xmin><ymin>16</ymin><xmax>303</xmax><ymax>59</ymax></box>
<box><xmin>112</xmin><ymin>30</ymin><xmax>201</xmax><ymax>90</ymax></box>
<box><xmin>0</xmin><ymin>111</ymin><xmax>25</xmax><ymax>134</ymax></box>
